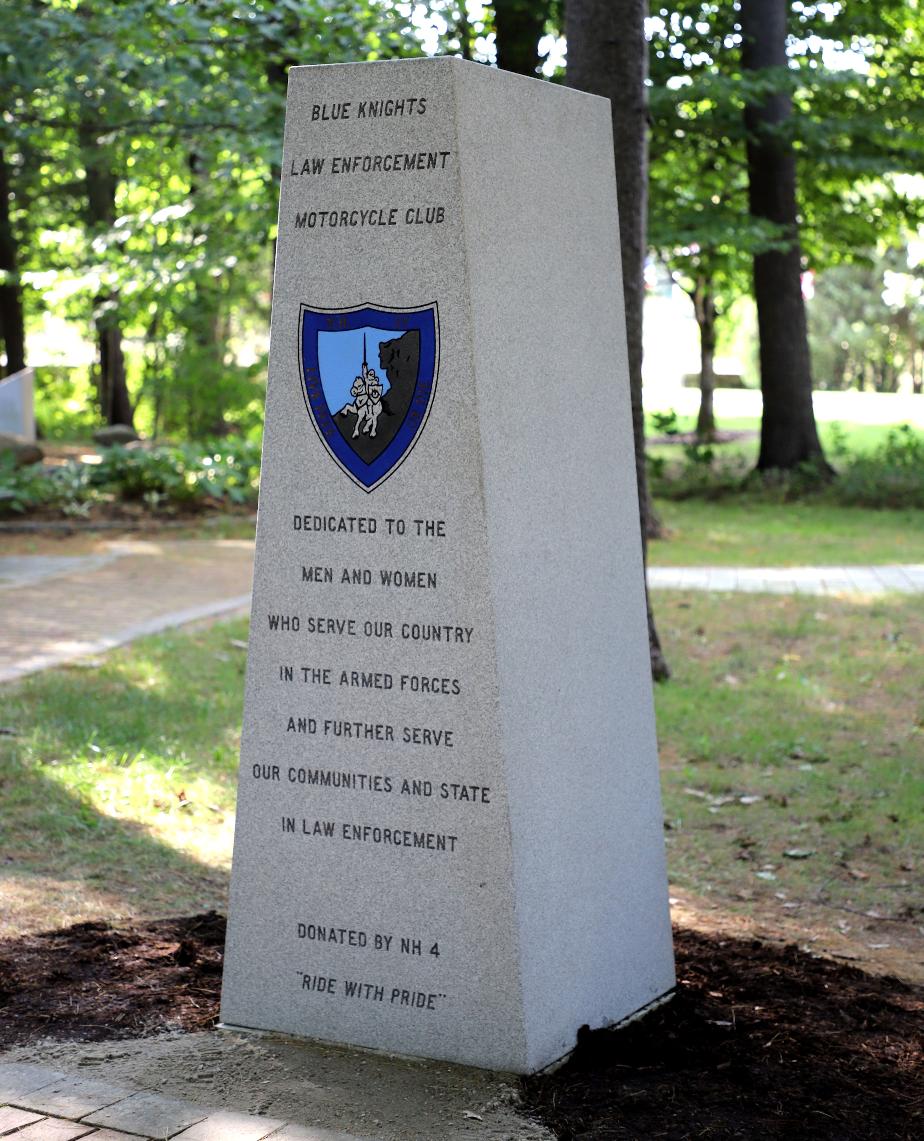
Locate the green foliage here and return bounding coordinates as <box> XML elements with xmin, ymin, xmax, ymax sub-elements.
<box><xmin>649</xmin><ymin>422</ymin><xmax>924</xmax><ymax>509</ymax></box>
<box><xmin>649</xmin><ymin>2</ymin><xmax>924</xmax><ymax>271</ymax></box>
<box><xmin>3</xmin><ymin>0</ymin><xmax>421</xmax><ymax>436</ymax></box>
<box><xmin>0</xmin><ymin>456</ymin><xmax>71</xmax><ymax>514</ymax></box>
<box><xmin>90</xmin><ymin>440</ymin><xmax>263</xmax><ymax>507</ymax></box>
<box><xmin>833</xmin><ymin>425</ymin><xmax>924</xmax><ymax>509</ymax></box>
<box><xmin>650</xmin><ymin>409</ymin><xmax>682</xmax><ymax>436</ymax></box>
<box><xmin>648</xmin><ymin>446</ymin><xmax>750</xmax><ymax>502</ymax></box>
<box><xmin>808</xmin><ymin>248</ymin><xmax>924</xmax><ymax>394</ymax></box>
<box><xmin>0</xmin><ymin>439</ymin><xmax>262</xmax><ymax>516</ymax></box>
<box><xmin>647</xmin><ymin>0</ymin><xmax>924</xmax><ymax>431</ymax></box>
<box><xmin>32</xmin><ymin>367</ymin><xmax>103</xmax><ymax>440</ymax></box>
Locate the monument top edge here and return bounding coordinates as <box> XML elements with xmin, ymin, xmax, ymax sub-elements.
<box><xmin>287</xmin><ymin>55</ymin><xmax>470</xmax><ymax>74</ymax></box>
<box><xmin>286</xmin><ymin>55</ymin><xmax>611</xmax><ymax>105</ymax></box>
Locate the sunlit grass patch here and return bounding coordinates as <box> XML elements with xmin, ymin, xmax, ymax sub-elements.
<box><xmin>0</xmin><ymin>619</ymin><xmax>249</xmax><ymax>932</ymax></box>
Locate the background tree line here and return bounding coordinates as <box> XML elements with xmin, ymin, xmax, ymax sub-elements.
<box><xmin>2</xmin><ymin>0</ymin><xmax>921</xmax><ymax>452</ymax></box>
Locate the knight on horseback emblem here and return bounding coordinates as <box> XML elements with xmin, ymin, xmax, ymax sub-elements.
<box><xmin>338</xmin><ymin>335</ymin><xmax>384</xmax><ymax>439</ymax></box>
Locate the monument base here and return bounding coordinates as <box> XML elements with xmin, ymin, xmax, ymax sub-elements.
<box><xmin>220</xmin><ymin>985</ymin><xmax>676</xmax><ymax>1076</ymax></box>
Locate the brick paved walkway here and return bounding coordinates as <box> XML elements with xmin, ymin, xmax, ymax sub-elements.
<box><xmin>0</xmin><ymin>540</ymin><xmax>254</xmax><ymax>684</ymax></box>
<box><xmin>0</xmin><ymin>1063</ymin><xmax>359</xmax><ymax>1140</ymax></box>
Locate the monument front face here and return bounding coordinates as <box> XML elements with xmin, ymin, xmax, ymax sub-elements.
<box><xmin>221</xmin><ymin>57</ymin><xmax>675</xmax><ymax>1074</ymax></box>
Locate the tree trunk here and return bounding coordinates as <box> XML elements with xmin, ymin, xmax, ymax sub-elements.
<box><xmin>187</xmin><ymin>150</ymin><xmax>229</xmax><ymax>437</ymax></box>
<box><xmin>493</xmin><ymin>0</ymin><xmax>549</xmax><ymax>77</ymax></box>
<box><xmin>740</xmin><ymin>0</ymin><xmax>827</xmax><ymax>474</ymax></box>
<box><xmin>0</xmin><ymin>147</ymin><xmax>26</xmax><ymax>376</ymax></box>
<box><xmin>567</xmin><ymin>0</ymin><xmax>669</xmax><ymax>681</ymax></box>
<box><xmin>266</xmin><ymin>26</ymin><xmax>300</xmax><ymax>300</ymax></box>
<box><xmin>455</xmin><ymin>5</ymin><xmax>475</xmax><ymax>60</ymax></box>
<box><xmin>98</xmin><ymin>310</ymin><xmax>133</xmax><ymax>425</ymax></box>
<box><xmin>692</xmin><ymin>275</ymin><xmax>717</xmax><ymax>441</ymax></box>
<box><xmin>78</xmin><ymin>117</ymin><xmax>134</xmax><ymax>428</ymax></box>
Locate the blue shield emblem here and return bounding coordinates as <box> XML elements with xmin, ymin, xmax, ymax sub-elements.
<box><xmin>298</xmin><ymin>303</ymin><xmax>439</xmax><ymax>492</ymax></box>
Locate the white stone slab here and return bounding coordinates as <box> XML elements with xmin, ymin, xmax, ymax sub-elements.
<box><xmin>0</xmin><ymin>1105</ymin><xmax>45</xmax><ymax>1133</ymax></box>
<box><xmin>9</xmin><ymin>1118</ymin><xmax>96</xmax><ymax>1141</ymax></box>
<box><xmin>0</xmin><ymin>367</ymin><xmax>35</xmax><ymax>440</ymax></box>
<box><xmin>171</xmin><ymin>1110</ymin><xmax>286</xmax><ymax>1141</ymax></box>
<box><xmin>16</xmin><ymin>1076</ymin><xmax>131</xmax><ymax>1121</ymax></box>
<box><xmin>221</xmin><ymin>56</ymin><xmax>674</xmax><ymax>1075</ymax></box>
<box><xmin>81</xmin><ymin>1092</ymin><xmax>207</xmax><ymax>1138</ymax></box>
<box><xmin>0</xmin><ymin>1064</ymin><xmax>67</xmax><ymax>1105</ymax></box>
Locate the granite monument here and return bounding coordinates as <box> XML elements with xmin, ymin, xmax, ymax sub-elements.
<box><xmin>220</xmin><ymin>56</ymin><xmax>675</xmax><ymax>1074</ymax></box>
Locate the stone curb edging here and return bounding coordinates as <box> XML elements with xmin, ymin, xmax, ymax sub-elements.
<box><xmin>0</xmin><ymin>595</ymin><xmax>252</xmax><ymax>686</ymax></box>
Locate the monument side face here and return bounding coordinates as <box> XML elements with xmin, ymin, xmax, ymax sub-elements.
<box><xmin>221</xmin><ymin>56</ymin><xmax>674</xmax><ymax>1075</ymax></box>
<box><xmin>453</xmin><ymin>64</ymin><xmax>675</xmax><ymax>1071</ymax></box>
<box><xmin>220</xmin><ymin>57</ymin><xmax>528</xmax><ymax>1072</ymax></box>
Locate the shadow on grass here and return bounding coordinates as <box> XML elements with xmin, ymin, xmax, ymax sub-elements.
<box><xmin>0</xmin><ymin>750</ymin><xmax>230</xmax><ymax>921</ymax></box>
<box><xmin>0</xmin><ymin>620</ymin><xmax>250</xmax><ymax>922</ymax></box>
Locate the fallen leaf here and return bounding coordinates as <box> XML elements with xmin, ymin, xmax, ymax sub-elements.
<box><xmin>784</xmin><ymin>849</ymin><xmax>815</xmax><ymax>859</ymax></box>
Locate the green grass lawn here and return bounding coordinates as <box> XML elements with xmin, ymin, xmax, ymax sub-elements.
<box><xmin>650</xmin><ymin>500</ymin><xmax>924</xmax><ymax>566</ymax></box>
<box><xmin>0</xmin><ymin>620</ymin><xmax>250</xmax><ymax>934</ymax></box>
<box><xmin>646</xmin><ymin>415</ymin><xmax>908</xmax><ymax>459</ymax></box>
<box><xmin>2</xmin><ymin>585</ymin><xmax>921</xmax><ymax>941</ymax></box>
<box><xmin>655</xmin><ymin>590</ymin><xmax>923</xmax><ymax>927</ymax></box>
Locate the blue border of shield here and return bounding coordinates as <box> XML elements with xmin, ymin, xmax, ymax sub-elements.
<box><xmin>298</xmin><ymin>303</ymin><xmax>439</xmax><ymax>492</ymax></box>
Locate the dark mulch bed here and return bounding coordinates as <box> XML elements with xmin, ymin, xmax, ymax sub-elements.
<box><xmin>0</xmin><ymin>916</ymin><xmax>921</xmax><ymax>1139</ymax></box>
<box><xmin>522</xmin><ymin>929</ymin><xmax>924</xmax><ymax>1141</ymax></box>
<box><xmin>0</xmin><ymin>912</ymin><xmax>225</xmax><ymax>1045</ymax></box>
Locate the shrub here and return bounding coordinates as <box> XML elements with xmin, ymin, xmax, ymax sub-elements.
<box><xmin>0</xmin><ymin>439</ymin><xmax>262</xmax><ymax>518</ymax></box>
<box><xmin>647</xmin><ymin>423</ymin><xmax>924</xmax><ymax>509</ymax></box>
<box><xmin>648</xmin><ymin>448</ymin><xmax>752</xmax><ymax>501</ymax></box>
<box><xmin>833</xmin><ymin>425</ymin><xmax>924</xmax><ymax>509</ymax></box>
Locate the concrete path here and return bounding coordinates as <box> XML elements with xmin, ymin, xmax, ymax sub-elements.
<box><xmin>2</xmin><ymin>541</ymin><xmax>922</xmax><ymax>685</ymax></box>
<box><xmin>648</xmin><ymin>563</ymin><xmax>924</xmax><ymax>596</ymax></box>
<box><xmin>0</xmin><ymin>540</ymin><xmax>254</xmax><ymax>684</ymax></box>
